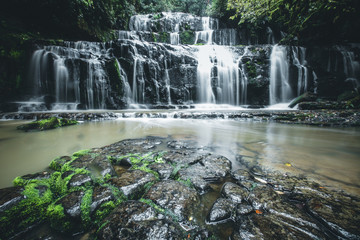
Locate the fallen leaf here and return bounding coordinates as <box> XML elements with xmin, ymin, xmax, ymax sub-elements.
<box><xmin>255</xmin><ymin>209</ymin><xmax>263</xmax><ymax>214</ymax></box>
<box><xmin>285</xmin><ymin>163</ymin><xmax>292</xmax><ymax>167</ymax></box>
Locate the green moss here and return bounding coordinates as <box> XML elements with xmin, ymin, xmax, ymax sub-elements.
<box><xmin>140</xmin><ymin>198</ymin><xmax>179</xmax><ymax>222</ymax></box>
<box><xmin>160</xmin><ymin>32</ymin><xmax>169</xmax><ymax>43</ymax></box>
<box><xmin>246</xmin><ymin>61</ymin><xmax>257</xmax><ymax>79</ymax></box>
<box><xmin>178</xmin><ymin>178</ymin><xmax>194</xmax><ymax>189</ymax></box>
<box><xmin>0</xmin><ymin>182</ymin><xmax>54</xmax><ymax>238</ymax></box>
<box><xmin>152</xmin><ymin>32</ymin><xmax>158</xmax><ymax>42</ymax></box>
<box><xmin>47</xmin><ymin>203</ymin><xmax>70</xmax><ymax>232</ymax></box>
<box><xmin>153</xmin><ymin>13</ymin><xmax>162</xmax><ymax>20</ymax></box>
<box><xmin>72</xmin><ymin>149</ymin><xmax>91</xmax><ymax>157</ymax></box>
<box><xmin>81</xmin><ymin>188</ymin><xmax>93</xmax><ymax>228</ymax></box>
<box><xmin>17</xmin><ymin>117</ymin><xmax>78</xmax><ymax>131</ymax></box>
<box><xmin>13</xmin><ymin>176</ymin><xmax>26</xmax><ymax>187</ymax></box>
<box><xmin>94</xmin><ymin>201</ymin><xmax>116</xmax><ymax>225</ymax></box>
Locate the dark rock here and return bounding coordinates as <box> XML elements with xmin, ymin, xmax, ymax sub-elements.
<box><xmin>221</xmin><ymin>182</ymin><xmax>249</xmax><ymax>204</ymax></box>
<box><xmin>90</xmin><ymin>186</ymin><xmax>115</xmax><ymax>213</ymax></box>
<box><xmin>247</xmin><ymin>184</ymin><xmax>281</xmax><ymax>210</ymax></box>
<box><xmin>70</xmin><ymin>151</ymin><xmax>116</xmax><ymax>177</ymax></box>
<box><xmin>68</xmin><ymin>174</ymin><xmax>93</xmax><ymax>188</ymax></box>
<box><xmin>0</xmin><ymin>187</ymin><xmax>24</xmax><ymax>212</ymax></box>
<box><xmin>178</xmin><ymin>154</ymin><xmax>231</xmax><ymax>194</ymax></box>
<box><xmin>306</xmin><ymin>193</ymin><xmax>360</xmax><ymax>238</ymax></box>
<box><xmin>236</xmin><ymin>203</ymin><xmax>253</xmax><ymax>216</ymax></box>
<box><xmin>144</xmin><ymin>180</ymin><xmax>199</xmax><ymax>221</ymax></box>
<box><xmin>97</xmin><ymin>201</ymin><xmax>183</xmax><ymax>240</ymax></box>
<box><xmin>21</xmin><ymin>171</ymin><xmax>52</xmax><ymax>182</ymax></box>
<box><xmin>167</xmin><ymin>140</ymin><xmax>199</xmax><ymax>149</ymax></box>
<box><xmin>109</xmin><ymin>170</ymin><xmax>156</xmax><ymax>199</ymax></box>
<box><xmin>232</xmin><ymin>169</ymin><xmax>253</xmax><ymax>182</ymax></box>
<box><xmin>288</xmin><ymin>92</ymin><xmax>318</xmax><ymax>108</ymax></box>
<box><xmin>149</xmin><ymin>163</ymin><xmax>173</xmax><ymax>180</ymax></box>
<box><xmin>207</xmin><ymin>198</ymin><xmax>235</xmax><ymax>223</ymax></box>
<box><xmin>102</xmin><ymin>138</ymin><xmax>163</xmax><ymax>159</ymax></box>
<box><xmin>58</xmin><ymin>190</ymin><xmax>84</xmax><ymax>218</ymax></box>
<box><xmin>162</xmin><ymin>150</ymin><xmax>209</xmax><ymax>165</ymax></box>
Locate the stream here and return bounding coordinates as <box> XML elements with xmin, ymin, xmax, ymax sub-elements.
<box><xmin>1</xmin><ymin>116</ymin><xmax>360</xmax><ymax>196</ymax></box>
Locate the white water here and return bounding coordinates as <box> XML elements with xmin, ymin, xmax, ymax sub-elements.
<box><xmin>269</xmin><ymin>45</ymin><xmax>292</xmax><ymax>105</ymax></box>
<box><xmin>292</xmin><ymin>46</ymin><xmax>309</xmax><ymax>96</ymax></box>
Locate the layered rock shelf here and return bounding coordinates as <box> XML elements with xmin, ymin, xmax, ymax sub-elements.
<box><xmin>1</xmin><ymin>109</ymin><xmax>360</xmax><ymax>127</ymax></box>
<box><xmin>1</xmin><ymin>137</ymin><xmax>359</xmax><ymax>239</ymax></box>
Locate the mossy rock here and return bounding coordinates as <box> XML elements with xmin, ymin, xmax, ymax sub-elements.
<box><xmin>179</xmin><ymin>30</ymin><xmax>195</xmax><ymax>45</ymax></box>
<box><xmin>17</xmin><ymin>117</ymin><xmax>78</xmax><ymax>131</ymax></box>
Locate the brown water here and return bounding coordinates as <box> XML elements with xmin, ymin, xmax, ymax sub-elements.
<box><xmin>1</xmin><ymin>118</ymin><xmax>360</xmax><ymax>195</ymax></box>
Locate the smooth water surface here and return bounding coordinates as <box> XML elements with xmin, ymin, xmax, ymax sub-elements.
<box><xmin>1</xmin><ymin>118</ymin><xmax>359</xmax><ymax>195</ymax></box>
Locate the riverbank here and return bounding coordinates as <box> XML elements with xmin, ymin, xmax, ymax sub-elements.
<box><xmin>1</xmin><ymin>108</ymin><xmax>360</xmax><ymax>127</ymax></box>
<box><xmin>1</xmin><ymin>137</ymin><xmax>359</xmax><ymax>239</ymax></box>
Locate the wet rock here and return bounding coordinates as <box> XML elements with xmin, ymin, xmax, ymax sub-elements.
<box><xmin>102</xmin><ymin>138</ymin><xmax>163</xmax><ymax>159</ymax></box>
<box><xmin>109</xmin><ymin>170</ymin><xmax>157</xmax><ymax>198</ymax></box>
<box><xmin>70</xmin><ymin>151</ymin><xmax>116</xmax><ymax>177</ymax></box>
<box><xmin>207</xmin><ymin>198</ymin><xmax>235</xmax><ymax>223</ymax></box>
<box><xmin>232</xmin><ymin>169</ymin><xmax>253</xmax><ymax>182</ymax></box>
<box><xmin>144</xmin><ymin>180</ymin><xmax>199</xmax><ymax>221</ymax></box>
<box><xmin>307</xmin><ymin>194</ymin><xmax>360</xmax><ymax>238</ymax></box>
<box><xmin>0</xmin><ymin>186</ymin><xmax>24</xmax><ymax>212</ymax></box>
<box><xmin>247</xmin><ymin>184</ymin><xmax>281</xmax><ymax>210</ymax></box>
<box><xmin>58</xmin><ymin>190</ymin><xmax>84</xmax><ymax>218</ymax></box>
<box><xmin>178</xmin><ymin>154</ymin><xmax>231</xmax><ymax>194</ymax></box>
<box><xmin>236</xmin><ymin>203</ymin><xmax>253</xmax><ymax>216</ymax></box>
<box><xmin>68</xmin><ymin>173</ymin><xmax>93</xmax><ymax>188</ymax></box>
<box><xmin>221</xmin><ymin>182</ymin><xmax>249</xmax><ymax>204</ymax></box>
<box><xmin>97</xmin><ymin>200</ymin><xmax>183</xmax><ymax>240</ymax></box>
<box><xmin>90</xmin><ymin>186</ymin><xmax>115</xmax><ymax>213</ymax></box>
<box><xmin>232</xmin><ymin>213</ymin><xmax>327</xmax><ymax>240</ymax></box>
<box><xmin>167</xmin><ymin>140</ymin><xmax>199</xmax><ymax>149</ymax></box>
<box><xmin>149</xmin><ymin>163</ymin><xmax>173</xmax><ymax>179</ymax></box>
<box><xmin>21</xmin><ymin>171</ymin><xmax>52</xmax><ymax>182</ymax></box>
<box><xmin>162</xmin><ymin>150</ymin><xmax>209</xmax><ymax>165</ymax></box>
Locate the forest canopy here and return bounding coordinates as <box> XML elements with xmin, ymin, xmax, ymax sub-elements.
<box><xmin>0</xmin><ymin>0</ymin><xmax>359</xmax><ymax>43</ymax></box>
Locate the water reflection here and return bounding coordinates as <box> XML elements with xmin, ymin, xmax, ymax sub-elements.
<box><xmin>0</xmin><ymin>119</ymin><xmax>359</xmax><ymax>195</ymax></box>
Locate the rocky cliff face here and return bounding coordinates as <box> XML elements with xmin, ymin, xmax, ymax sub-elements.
<box><xmin>1</xmin><ymin>12</ymin><xmax>359</xmax><ymax>112</ymax></box>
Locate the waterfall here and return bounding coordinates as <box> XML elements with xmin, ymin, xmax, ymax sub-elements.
<box><xmin>341</xmin><ymin>49</ymin><xmax>360</xmax><ymax>89</ymax></box>
<box><xmin>292</xmin><ymin>46</ymin><xmax>309</xmax><ymax>95</ymax></box>
<box><xmin>269</xmin><ymin>45</ymin><xmax>291</xmax><ymax>105</ymax></box>
<box><xmin>170</xmin><ymin>24</ymin><xmax>180</xmax><ymax>45</ymax></box>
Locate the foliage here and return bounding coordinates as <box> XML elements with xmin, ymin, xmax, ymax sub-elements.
<box><xmin>180</xmin><ymin>30</ymin><xmax>195</xmax><ymax>45</ymax></box>
<box><xmin>227</xmin><ymin>0</ymin><xmax>360</xmax><ymax>44</ymax></box>
<box><xmin>136</xmin><ymin>0</ymin><xmax>210</xmax><ymax>16</ymax></box>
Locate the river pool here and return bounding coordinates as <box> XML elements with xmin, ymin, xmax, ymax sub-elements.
<box><xmin>1</xmin><ymin>117</ymin><xmax>360</xmax><ymax>195</ymax></box>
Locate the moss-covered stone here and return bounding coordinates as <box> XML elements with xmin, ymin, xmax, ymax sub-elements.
<box><xmin>16</xmin><ymin>117</ymin><xmax>78</xmax><ymax>131</ymax></box>
<box><xmin>179</xmin><ymin>30</ymin><xmax>195</xmax><ymax>45</ymax></box>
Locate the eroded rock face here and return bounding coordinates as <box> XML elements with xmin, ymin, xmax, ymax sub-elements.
<box><xmin>144</xmin><ymin>180</ymin><xmax>199</xmax><ymax>221</ymax></box>
<box><xmin>221</xmin><ymin>182</ymin><xmax>249</xmax><ymax>204</ymax></box>
<box><xmin>97</xmin><ymin>201</ymin><xmax>183</xmax><ymax>240</ymax></box>
<box><xmin>59</xmin><ymin>190</ymin><xmax>84</xmax><ymax>218</ymax></box>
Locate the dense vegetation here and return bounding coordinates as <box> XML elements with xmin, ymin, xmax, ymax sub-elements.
<box><xmin>226</xmin><ymin>0</ymin><xmax>360</xmax><ymax>44</ymax></box>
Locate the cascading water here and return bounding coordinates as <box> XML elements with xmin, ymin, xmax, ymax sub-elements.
<box><xmin>18</xmin><ymin>12</ymin><xmax>359</xmax><ymax>112</ymax></box>
<box><xmin>292</xmin><ymin>46</ymin><xmax>309</xmax><ymax>96</ymax></box>
<box><xmin>269</xmin><ymin>45</ymin><xmax>292</xmax><ymax>105</ymax></box>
